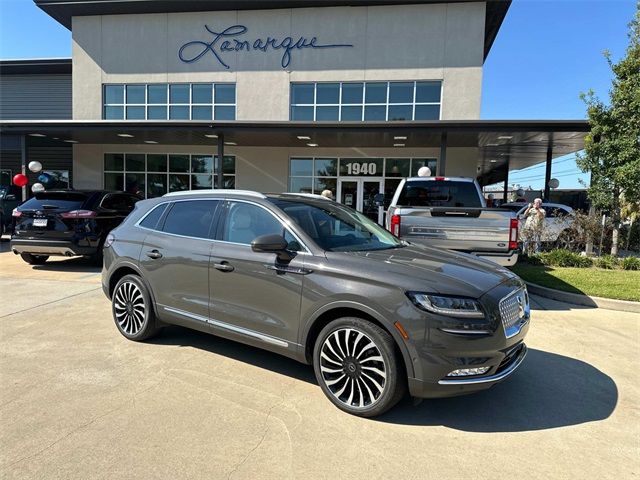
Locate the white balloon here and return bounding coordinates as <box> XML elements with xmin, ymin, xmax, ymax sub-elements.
<box><xmin>549</xmin><ymin>178</ymin><xmax>560</xmax><ymax>189</ymax></box>
<box><xmin>28</xmin><ymin>161</ymin><xmax>43</xmax><ymax>173</ymax></box>
<box><xmin>417</xmin><ymin>166</ymin><xmax>432</xmax><ymax>177</ymax></box>
<box><xmin>31</xmin><ymin>183</ymin><xmax>45</xmax><ymax>193</ymax></box>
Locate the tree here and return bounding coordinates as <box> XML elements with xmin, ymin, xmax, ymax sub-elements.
<box><xmin>577</xmin><ymin>3</ymin><xmax>640</xmax><ymax>256</ymax></box>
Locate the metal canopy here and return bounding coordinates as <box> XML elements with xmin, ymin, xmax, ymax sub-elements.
<box><xmin>0</xmin><ymin>119</ymin><xmax>588</xmax><ymax>184</ymax></box>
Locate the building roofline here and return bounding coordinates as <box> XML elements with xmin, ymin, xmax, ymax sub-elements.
<box><xmin>34</xmin><ymin>0</ymin><xmax>511</xmax><ymax>61</ymax></box>
<box><xmin>0</xmin><ymin>58</ymin><xmax>72</xmax><ymax>75</ymax></box>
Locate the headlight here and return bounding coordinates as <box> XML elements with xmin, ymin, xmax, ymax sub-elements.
<box><xmin>406</xmin><ymin>292</ymin><xmax>484</xmax><ymax>318</ymax></box>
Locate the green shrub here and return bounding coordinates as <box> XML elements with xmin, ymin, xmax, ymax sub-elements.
<box><xmin>621</xmin><ymin>257</ymin><xmax>640</xmax><ymax>271</ymax></box>
<box><xmin>537</xmin><ymin>249</ymin><xmax>593</xmax><ymax>268</ymax></box>
<box><xmin>594</xmin><ymin>255</ymin><xmax>619</xmax><ymax>270</ymax></box>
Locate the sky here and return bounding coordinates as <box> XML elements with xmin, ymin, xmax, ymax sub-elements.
<box><xmin>0</xmin><ymin>0</ymin><xmax>636</xmax><ymax>190</ymax></box>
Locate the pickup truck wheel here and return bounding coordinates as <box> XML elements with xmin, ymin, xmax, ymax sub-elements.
<box><xmin>20</xmin><ymin>253</ymin><xmax>49</xmax><ymax>265</ymax></box>
<box><xmin>112</xmin><ymin>274</ymin><xmax>159</xmax><ymax>341</ymax></box>
<box><xmin>313</xmin><ymin>317</ymin><xmax>406</xmax><ymax>417</ymax></box>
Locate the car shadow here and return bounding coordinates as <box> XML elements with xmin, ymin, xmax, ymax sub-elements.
<box><xmin>32</xmin><ymin>257</ymin><xmax>101</xmax><ymax>273</ymax></box>
<box><xmin>378</xmin><ymin>348</ymin><xmax>618</xmax><ymax>431</ymax></box>
<box><xmin>149</xmin><ymin>326</ymin><xmax>316</xmax><ymax>385</ymax></box>
<box><xmin>150</xmin><ymin>328</ymin><xmax>617</xmax><ymax>432</ymax></box>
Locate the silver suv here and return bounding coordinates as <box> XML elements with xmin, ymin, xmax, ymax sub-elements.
<box><xmin>102</xmin><ymin>190</ymin><xmax>529</xmax><ymax>417</ymax></box>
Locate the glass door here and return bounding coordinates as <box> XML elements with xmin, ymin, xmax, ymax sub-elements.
<box><xmin>337</xmin><ymin>178</ymin><xmax>384</xmax><ymax>225</ymax></box>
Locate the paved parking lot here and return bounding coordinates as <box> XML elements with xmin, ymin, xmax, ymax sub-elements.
<box><xmin>1</xmin><ymin>236</ymin><xmax>638</xmax><ymax>480</ymax></box>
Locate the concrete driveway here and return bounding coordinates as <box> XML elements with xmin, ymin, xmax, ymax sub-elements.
<box><xmin>1</xmin><ymin>236</ymin><xmax>638</xmax><ymax>479</ymax></box>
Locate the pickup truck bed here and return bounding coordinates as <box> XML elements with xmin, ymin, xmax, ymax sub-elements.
<box><xmin>385</xmin><ymin>177</ymin><xmax>519</xmax><ymax>266</ymax></box>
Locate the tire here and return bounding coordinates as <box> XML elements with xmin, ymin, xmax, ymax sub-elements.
<box><xmin>111</xmin><ymin>274</ymin><xmax>159</xmax><ymax>341</ymax></box>
<box><xmin>20</xmin><ymin>253</ymin><xmax>49</xmax><ymax>265</ymax></box>
<box><xmin>313</xmin><ymin>317</ymin><xmax>406</xmax><ymax>417</ymax></box>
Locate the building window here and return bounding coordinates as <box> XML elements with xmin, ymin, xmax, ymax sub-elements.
<box><xmin>290</xmin><ymin>81</ymin><xmax>441</xmax><ymax>122</ymax></box>
<box><xmin>104</xmin><ymin>153</ymin><xmax>236</xmax><ymax>198</ymax></box>
<box><xmin>289</xmin><ymin>157</ymin><xmax>437</xmax><ymax>200</ymax></box>
<box><xmin>103</xmin><ymin>83</ymin><xmax>236</xmax><ymax>120</ymax></box>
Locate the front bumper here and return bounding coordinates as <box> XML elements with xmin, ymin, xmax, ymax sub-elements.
<box><xmin>10</xmin><ymin>239</ymin><xmax>97</xmax><ymax>257</ymax></box>
<box><xmin>404</xmin><ymin>278</ymin><xmax>530</xmax><ymax>398</ymax></box>
<box><xmin>408</xmin><ymin>342</ymin><xmax>527</xmax><ymax>398</ymax></box>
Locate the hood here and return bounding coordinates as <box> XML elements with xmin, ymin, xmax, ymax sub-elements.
<box><xmin>325</xmin><ymin>243</ymin><xmax>519</xmax><ymax>298</ymax></box>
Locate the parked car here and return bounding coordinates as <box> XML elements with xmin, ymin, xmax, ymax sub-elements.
<box><xmin>382</xmin><ymin>177</ymin><xmax>519</xmax><ymax>266</ymax></box>
<box><xmin>0</xmin><ymin>185</ymin><xmax>21</xmax><ymax>236</ymax></box>
<box><xmin>10</xmin><ymin>190</ymin><xmax>140</xmax><ymax>265</ymax></box>
<box><xmin>102</xmin><ymin>190</ymin><xmax>530</xmax><ymax>417</ymax></box>
<box><xmin>501</xmin><ymin>202</ymin><xmax>574</xmax><ymax>244</ymax></box>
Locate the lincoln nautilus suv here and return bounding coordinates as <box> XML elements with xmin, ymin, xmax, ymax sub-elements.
<box><xmin>102</xmin><ymin>190</ymin><xmax>529</xmax><ymax>417</ymax></box>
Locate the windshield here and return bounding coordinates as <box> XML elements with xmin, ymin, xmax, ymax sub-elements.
<box><xmin>271</xmin><ymin>198</ymin><xmax>403</xmax><ymax>252</ymax></box>
<box><xmin>19</xmin><ymin>191</ymin><xmax>89</xmax><ymax>211</ymax></box>
<box><xmin>397</xmin><ymin>181</ymin><xmax>482</xmax><ymax>208</ymax></box>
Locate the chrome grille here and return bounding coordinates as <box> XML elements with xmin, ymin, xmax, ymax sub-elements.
<box><xmin>499</xmin><ymin>287</ymin><xmax>529</xmax><ymax>338</ymax></box>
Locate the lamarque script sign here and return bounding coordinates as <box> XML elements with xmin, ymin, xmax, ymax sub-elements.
<box><xmin>178</xmin><ymin>25</ymin><xmax>354</xmax><ymax>69</ymax></box>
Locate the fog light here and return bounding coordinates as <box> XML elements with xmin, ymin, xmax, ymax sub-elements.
<box><xmin>447</xmin><ymin>367</ymin><xmax>490</xmax><ymax>377</ymax></box>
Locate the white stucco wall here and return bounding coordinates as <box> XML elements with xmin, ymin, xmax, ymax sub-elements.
<box><xmin>71</xmin><ymin>2</ymin><xmax>486</xmax><ymax>121</ymax></box>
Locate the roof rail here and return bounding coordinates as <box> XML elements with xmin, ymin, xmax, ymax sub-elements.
<box><xmin>163</xmin><ymin>189</ymin><xmax>267</xmax><ymax>198</ymax></box>
<box><xmin>279</xmin><ymin>192</ymin><xmax>332</xmax><ymax>200</ymax></box>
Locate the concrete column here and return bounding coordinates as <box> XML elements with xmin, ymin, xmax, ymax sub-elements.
<box><xmin>503</xmin><ymin>156</ymin><xmax>510</xmax><ymax>202</ymax></box>
<box><xmin>438</xmin><ymin>132</ymin><xmax>447</xmax><ymax>175</ymax></box>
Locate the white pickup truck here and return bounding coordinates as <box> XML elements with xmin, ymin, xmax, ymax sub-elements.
<box><xmin>383</xmin><ymin>176</ymin><xmax>519</xmax><ymax>266</ymax></box>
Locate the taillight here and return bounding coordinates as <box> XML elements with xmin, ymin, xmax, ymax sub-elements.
<box><xmin>104</xmin><ymin>233</ymin><xmax>115</xmax><ymax>248</ymax></box>
<box><xmin>61</xmin><ymin>210</ymin><xmax>97</xmax><ymax>219</ymax></box>
<box><xmin>509</xmin><ymin>218</ymin><xmax>519</xmax><ymax>250</ymax></box>
<box><xmin>12</xmin><ymin>209</ymin><xmax>22</xmax><ymax>218</ymax></box>
<box><xmin>434</xmin><ymin>176</ymin><xmax>446</xmax><ymax>181</ymax></box>
<box><xmin>390</xmin><ymin>214</ymin><xmax>401</xmax><ymax>237</ymax></box>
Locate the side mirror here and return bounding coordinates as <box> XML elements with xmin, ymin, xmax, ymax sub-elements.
<box><xmin>5</xmin><ymin>194</ymin><xmax>16</xmax><ymax>201</ymax></box>
<box><xmin>251</xmin><ymin>234</ymin><xmax>293</xmax><ymax>261</ymax></box>
<box><xmin>374</xmin><ymin>193</ymin><xmax>385</xmax><ymax>207</ymax></box>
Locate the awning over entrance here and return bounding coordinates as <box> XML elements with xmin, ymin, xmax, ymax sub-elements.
<box><xmin>1</xmin><ymin>119</ymin><xmax>588</xmax><ymax>196</ymax></box>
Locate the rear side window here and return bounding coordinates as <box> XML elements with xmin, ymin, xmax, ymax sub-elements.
<box><xmin>397</xmin><ymin>181</ymin><xmax>482</xmax><ymax>208</ymax></box>
<box><xmin>139</xmin><ymin>204</ymin><xmax>167</xmax><ymax>230</ymax></box>
<box><xmin>19</xmin><ymin>191</ymin><xmax>88</xmax><ymax>211</ymax></box>
<box><xmin>161</xmin><ymin>200</ymin><xmax>219</xmax><ymax>239</ymax></box>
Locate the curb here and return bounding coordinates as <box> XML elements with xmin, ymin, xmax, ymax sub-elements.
<box><xmin>525</xmin><ymin>282</ymin><xmax>640</xmax><ymax>313</ymax></box>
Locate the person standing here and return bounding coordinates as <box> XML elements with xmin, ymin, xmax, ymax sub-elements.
<box><xmin>522</xmin><ymin>198</ymin><xmax>546</xmax><ymax>253</ymax></box>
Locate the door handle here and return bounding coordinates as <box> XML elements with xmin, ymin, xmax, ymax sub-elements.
<box><xmin>213</xmin><ymin>261</ymin><xmax>235</xmax><ymax>272</ymax></box>
<box><xmin>146</xmin><ymin>250</ymin><xmax>163</xmax><ymax>259</ymax></box>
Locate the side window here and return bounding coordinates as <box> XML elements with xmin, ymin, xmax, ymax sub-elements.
<box><xmin>102</xmin><ymin>194</ymin><xmax>134</xmax><ymax>211</ymax></box>
<box><xmin>222</xmin><ymin>202</ymin><xmax>285</xmax><ymax>245</ymax></box>
<box><xmin>162</xmin><ymin>200</ymin><xmax>219</xmax><ymax>239</ymax></box>
<box><xmin>139</xmin><ymin>204</ymin><xmax>167</xmax><ymax>230</ymax></box>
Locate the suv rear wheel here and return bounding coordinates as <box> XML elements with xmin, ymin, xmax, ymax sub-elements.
<box><xmin>313</xmin><ymin>317</ymin><xmax>406</xmax><ymax>417</ymax></box>
<box><xmin>20</xmin><ymin>253</ymin><xmax>49</xmax><ymax>265</ymax></box>
<box><xmin>112</xmin><ymin>274</ymin><xmax>159</xmax><ymax>341</ymax></box>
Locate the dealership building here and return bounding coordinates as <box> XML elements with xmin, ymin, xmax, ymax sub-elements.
<box><xmin>0</xmin><ymin>0</ymin><xmax>587</xmax><ymax>220</ymax></box>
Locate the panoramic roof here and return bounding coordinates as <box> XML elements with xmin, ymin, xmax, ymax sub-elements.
<box><xmin>34</xmin><ymin>0</ymin><xmax>511</xmax><ymax>60</ymax></box>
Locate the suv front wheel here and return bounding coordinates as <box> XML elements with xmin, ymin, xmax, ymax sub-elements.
<box><xmin>313</xmin><ymin>317</ymin><xmax>406</xmax><ymax>417</ymax></box>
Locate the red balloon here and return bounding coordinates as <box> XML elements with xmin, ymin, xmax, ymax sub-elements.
<box><xmin>13</xmin><ymin>174</ymin><xmax>28</xmax><ymax>187</ymax></box>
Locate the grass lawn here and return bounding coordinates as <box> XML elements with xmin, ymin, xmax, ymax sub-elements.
<box><xmin>511</xmin><ymin>264</ymin><xmax>640</xmax><ymax>302</ymax></box>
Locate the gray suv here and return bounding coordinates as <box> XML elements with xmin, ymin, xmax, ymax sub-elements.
<box><xmin>102</xmin><ymin>190</ymin><xmax>529</xmax><ymax>417</ymax></box>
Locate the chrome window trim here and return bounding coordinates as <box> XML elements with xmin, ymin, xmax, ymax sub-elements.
<box><xmin>134</xmin><ymin>197</ymin><xmax>313</xmax><ymax>255</ymax></box>
<box><xmin>162</xmin><ymin>305</ymin><xmax>289</xmax><ymax>348</ymax></box>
